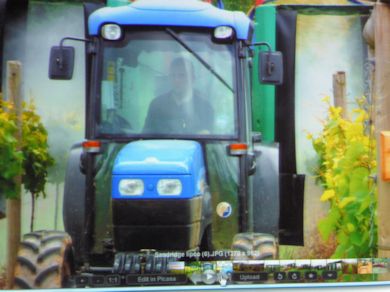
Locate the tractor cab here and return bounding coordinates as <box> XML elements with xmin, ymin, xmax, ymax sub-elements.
<box><xmin>47</xmin><ymin>0</ymin><xmax>283</xmax><ymax>285</ymax></box>
<box><xmin>97</xmin><ymin>21</ymin><xmax>246</xmax><ymax>253</ymax></box>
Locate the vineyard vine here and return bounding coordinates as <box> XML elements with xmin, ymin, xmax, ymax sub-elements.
<box><xmin>309</xmin><ymin>97</ymin><xmax>377</xmax><ymax>258</ymax></box>
<box><xmin>0</xmin><ymin>98</ymin><xmax>54</xmax><ymax>231</ymax></box>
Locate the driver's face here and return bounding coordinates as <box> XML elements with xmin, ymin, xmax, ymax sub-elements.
<box><xmin>170</xmin><ymin>61</ymin><xmax>193</xmax><ymax>96</ymax></box>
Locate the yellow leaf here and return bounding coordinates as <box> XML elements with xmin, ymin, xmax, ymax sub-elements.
<box><xmin>321</xmin><ymin>96</ymin><xmax>330</xmax><ymax>103</ymax></box>
<box><xmin>355</xmin><ymin>112</ymin><xmax>367</xmax><ymax>123</ymax></box>
<box><xmin>324</xmin><ymin>173</ymin><xmax>334</xmax><ymax>187</ymax></box>
<box><xmin>356</xmin><ymin>96</ymin><xmax>366</xmax><ymax>107</ymax></box>
<box><xmin>329</xmin><ymin>106</ymin><xmax>342</xmax><ymax>118</ymax></box>
<box><xmin>347</xmin><ymin>223</ymin><xmax>355</xmax><ymax>233</ymax></box>
<box><xmin>339</xmin><ymin>197</ymin><xmax>356</xmax><ymax>209</ymax></box>
<box><xmin>320</xmin><ymin>189</ymin><xmax>335</xmax><ymax>202</ymax></box>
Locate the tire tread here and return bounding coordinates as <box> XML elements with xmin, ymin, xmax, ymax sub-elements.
<box><xmin>13</xmin><ymin>230</ymin><xmax>73</xmax><ymax>289</ymax></box>
<box><xmin>232</xmin><ymin>233</ymin><xmax>278</xmax><ymax>260</ymax></box>
<box><xmin>14</xmin><ymin>277</ymin><xmax>33</xmax><ymax>289</ymax></box>
<box><xmin>16</xmin><ymin>256</ymin><xmax>37</xmax><ymax>274</ymax></box>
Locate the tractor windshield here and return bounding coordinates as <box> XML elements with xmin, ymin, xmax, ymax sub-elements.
<box><xmin>98</xmin><ymin>28</ymin><xmax>237</xmax><ymax>138</ymax></box>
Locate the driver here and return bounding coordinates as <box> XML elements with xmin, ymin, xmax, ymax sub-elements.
<box><xmin>143</xmin><ymin>57</ymin><xmax>214</xmax><ymax>134</ymax></box>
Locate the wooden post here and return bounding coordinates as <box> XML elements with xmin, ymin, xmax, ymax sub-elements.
<box><xmin>6</xmin><ymin>61</ymin><xmax>23</xmax><ymax>289</ymax></box>
<box><xmin>333</xmin><ymin>71</ymin><xmax>347</xmax><ymax>119</ymax></box>
<box><xmin>374</xmin><ymin>3</ymin><xmax>390</xmax><ymax>258</ymax></box>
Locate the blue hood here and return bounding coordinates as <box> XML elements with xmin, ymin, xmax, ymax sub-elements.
<box><xmin>113</xmin><ymin>140</ymin><xmax>203</xmax><ymax>175</ymax></box>
<box><xmin>112</xmin><ymin>140</ymin><xmax>206</xmax><ymax>199</ymax></box>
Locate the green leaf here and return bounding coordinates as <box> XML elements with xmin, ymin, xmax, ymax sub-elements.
<box><xmin>346</xmin><ymin>245</ymin><xmax>358</xmax><ymax>258</ymax></box>
<box><xmin>332</xmin><ymin>242</ymin><xmax>348</xmax><ymax>258</ymax></box>
<box><xmin>350</xmin><ymin>231</ymin><xmax>363</xmax><ymax>247</ymax></box>
<box><xmin>347</xmin><ymin>223</ymin><xmax>355</xmax><ymax>233</ymax></box>
<box><xmin>336</xmin><ymin>229</ymin><xmax>348</xmax><ymax>244</ymax></box>
<box><xmin>358</xmin><ymin>195</ymin><xmax>373</xmax><ymax>214</ymax></box>
<box><xmin>318</xmin><ymin>208</ymin><xmax>340</xmax><ymax>241</ymax></box>
<box><xmin>339</xmin><ymin>197</ymin><xmax>356</xmax><ymax>209</ymax></box>
<box><xmin>349</xmin><ymin>167</ymin><xmax>369</xmax><ymax>194</ymax></box>
<box><xmin>336</xmin><ymin>176</ymin><xmax>349</xmax><ymax>197</ymax></box>
<box><xmin>346</xmin><ymin>143</ymin><xmax>365</xmax><ymax>161</ymax></box>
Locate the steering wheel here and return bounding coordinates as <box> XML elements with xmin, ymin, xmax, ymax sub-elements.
<box><xmin>101</xmin><ymin>111</ymin><xmax>132</xmax><ymax>134</ymax></box>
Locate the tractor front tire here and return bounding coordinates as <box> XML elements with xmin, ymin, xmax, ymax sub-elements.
<box><xmin>13</xmin><ymin>230</ymin><xmax>74</xmax><ymax>289</ymax></box>
<box><xmin>231</xmin><ymin>233</ymin><xmax>278</xmax><ymax>260</ymax></box>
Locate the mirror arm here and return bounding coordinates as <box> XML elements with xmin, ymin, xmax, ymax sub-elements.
<box><xmin>250</xmin><ymin>42</ymin><xmax>274</xmax><ymax>76</ymax></box>
<box><xmin>59</xmin><ymin>37</ymin><xmax>91</xmax><ymax>47</ymax></box>
<box><xmin>250</xmin><ymin>42</ymin><xmax>272</xmax><ymax>52</ymax></box>
<box><xmin>57</xmin><ymin>37</ymin><xmax>91</xmax><ymax>69</ymax></box>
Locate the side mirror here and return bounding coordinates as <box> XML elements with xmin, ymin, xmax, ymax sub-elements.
<box><xmin>258</xmin><ymin>51</ymin><xmax>283</xmax><ymax>85</ymax></box>
<box><xmin>48</xmin><ymin>46</ymin><xmax>75</xmax><ymax>80</ymax></box>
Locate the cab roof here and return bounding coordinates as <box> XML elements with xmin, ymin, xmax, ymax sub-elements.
<box><xmin>89</xmin><ymin>0</ymin><xmax>252</xmax><ymax>40</ymax></box>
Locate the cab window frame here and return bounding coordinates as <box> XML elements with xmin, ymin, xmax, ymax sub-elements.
<box><xmin>94</xmin><ymin>26</ymin><xmax>240</xmax><ymax>141</ymax></box>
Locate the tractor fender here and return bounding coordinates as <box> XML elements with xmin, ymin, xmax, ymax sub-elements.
<box><xmin>63</xmin><ymin>143</ymin><xmax>85</xmax><ymax>263</ymax></box>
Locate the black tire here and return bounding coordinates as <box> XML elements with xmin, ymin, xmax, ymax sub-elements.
<box><xmin>231</xmin><ymin>233</ymin><xmax>278</xmax><ymax>260</ymax></box>
<box><xmin>13</xmin><ymin>230</ymin><xmax>74</xmax><ymax>289</ymax></box>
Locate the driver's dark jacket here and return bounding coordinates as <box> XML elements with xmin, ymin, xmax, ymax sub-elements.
<box><xmin>143</xmin><ymin>91</ymin><xmax>214</xmax><ymax>134</ymax></box>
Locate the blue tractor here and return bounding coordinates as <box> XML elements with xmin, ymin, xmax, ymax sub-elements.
<box><xmin>13</xmin><ymin>0</ymin><xmax>284</xmax><ymax>288</ymax></box>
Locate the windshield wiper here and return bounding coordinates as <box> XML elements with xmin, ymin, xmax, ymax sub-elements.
<box><xmin>165</xmin><ymin>28</ymin><xmax>234</xmax><ymax>93</ymax></box>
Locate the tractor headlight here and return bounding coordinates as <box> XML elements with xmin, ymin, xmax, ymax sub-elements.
<box><xmin>213</xmin><ymin>26</ymin><xmax>234</xmax><ymax>42</ymax></box>
<box><xmin>119</xmin><ymin>179</ymin><xmax>144</xmax><ymax>196</ymax></box>
<box><xmin>157</xmin><ymin>179</ymin><xmax>182</xmax><ymax>196</ymax></box>
<box><xmin>101</xmin><ymin>24</ymin><xmax>122</xmax><ymax>40</ymax></box>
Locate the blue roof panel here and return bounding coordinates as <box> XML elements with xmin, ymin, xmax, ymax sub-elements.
<box><xmin>89</xmin><ymin>0</ymin><xmax>251</xmax><ymax>40</ymax></box>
